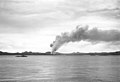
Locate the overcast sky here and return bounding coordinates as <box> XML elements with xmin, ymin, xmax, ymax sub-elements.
<box><xmin>0</xmin><ymin>0</ymin><xmax>120</xmax><ymax>52</ymax></box>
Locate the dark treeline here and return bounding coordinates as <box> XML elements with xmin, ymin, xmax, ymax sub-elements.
<box><xmin>0</xmin><ymin>51</ymin><xmax>51</xmax><ymax>55</ymax></box>
<box><xmin>68</xmin><ymin>51</ymin><xmax>120</xmax><ymax>56</ymax></box>
<box><xmin>0</xmin><ymin>51</ymin><xmax>120</xmax><ymax>56</ymax></box>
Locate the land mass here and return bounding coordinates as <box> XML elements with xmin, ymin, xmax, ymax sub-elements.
<box><xmin>0</xmin><ymin>51</ymin><xmax>120</xmax><ymax>56</ymax></box>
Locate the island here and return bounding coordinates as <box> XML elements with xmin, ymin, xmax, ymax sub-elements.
<box><xmin>0</xmin><ymin>51</ymin><xmax>120</xmax><ymax>56</ymax></box>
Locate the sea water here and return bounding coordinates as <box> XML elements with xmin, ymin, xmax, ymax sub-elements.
<box><xmin>0</xmin><ymin>55</ymin><xmax>120</xmax><ymax>82</ymax></box>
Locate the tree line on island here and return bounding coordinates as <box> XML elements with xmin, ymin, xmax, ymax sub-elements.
<box><xmin>0</xmin><ymin>51</ymin><xmax>120</xmax><ymax>56</ymax></box>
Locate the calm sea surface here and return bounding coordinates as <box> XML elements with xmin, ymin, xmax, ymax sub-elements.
<box><xmin>0</xmin><ymin>55</ymin><xmax>120</xmax><ymax>82</ymax></box>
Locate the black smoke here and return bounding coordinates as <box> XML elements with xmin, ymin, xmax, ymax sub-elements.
<box><xmin>50</xmin><ymin>25</ymin><xmax>120</xmax><ymax>53</ymax></box>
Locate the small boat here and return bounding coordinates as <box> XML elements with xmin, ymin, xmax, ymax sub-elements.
<box><xmin>16</xmin><ymin>55</ymin><xmax>27</xmax><ymax>57</ymax></box>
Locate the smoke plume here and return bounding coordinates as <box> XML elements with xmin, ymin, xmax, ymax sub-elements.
<box><xmin>50</xmin><ymin>25</ymin><xmax>120</xmax><ymax>53</ymax></box>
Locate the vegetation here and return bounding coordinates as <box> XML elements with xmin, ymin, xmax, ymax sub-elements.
<box><xmin>0</xmin><ymin>51</ymin><xmax>120</xmax><ymax>56</ymax></box>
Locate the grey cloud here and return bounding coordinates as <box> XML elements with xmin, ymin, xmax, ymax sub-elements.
<box><xmin>0</xmin><ymin>0</ymin><xmax>119</xmax><ymax>34</ymax></box>
<box><xmin>0</xmin><ymin>0</ymin><xmax>57</xmax><ymax>15</ymax></box>
<box><xmin>0</xmin><ymin>0</ymin><xmax>32</xmax><ymax>3</ymax></box>
<box><xmin>0</xmin><ymin>0</ymin><xmax>65</xmax><ymax>33</ymax></box>
<box><xmin>57</xmin><ymin>0</ymin><xmax>119</xmax><ymax>19</ymax></box>
<box><xmin>1</xmin><ymin>0</ymin><xmax>119</xmax><ymax>15</ymax></box>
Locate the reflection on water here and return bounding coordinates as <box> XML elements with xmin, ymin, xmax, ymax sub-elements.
<box><xmin>0</xmin><ymin>55</ymin><xmax>120</xmax><ymax>82</ymax></box>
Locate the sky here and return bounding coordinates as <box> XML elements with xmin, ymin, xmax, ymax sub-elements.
<box><xmin>0</xmin><ymin>0</ymin><xmax>120</xmax><ymax>53</ymax></box>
